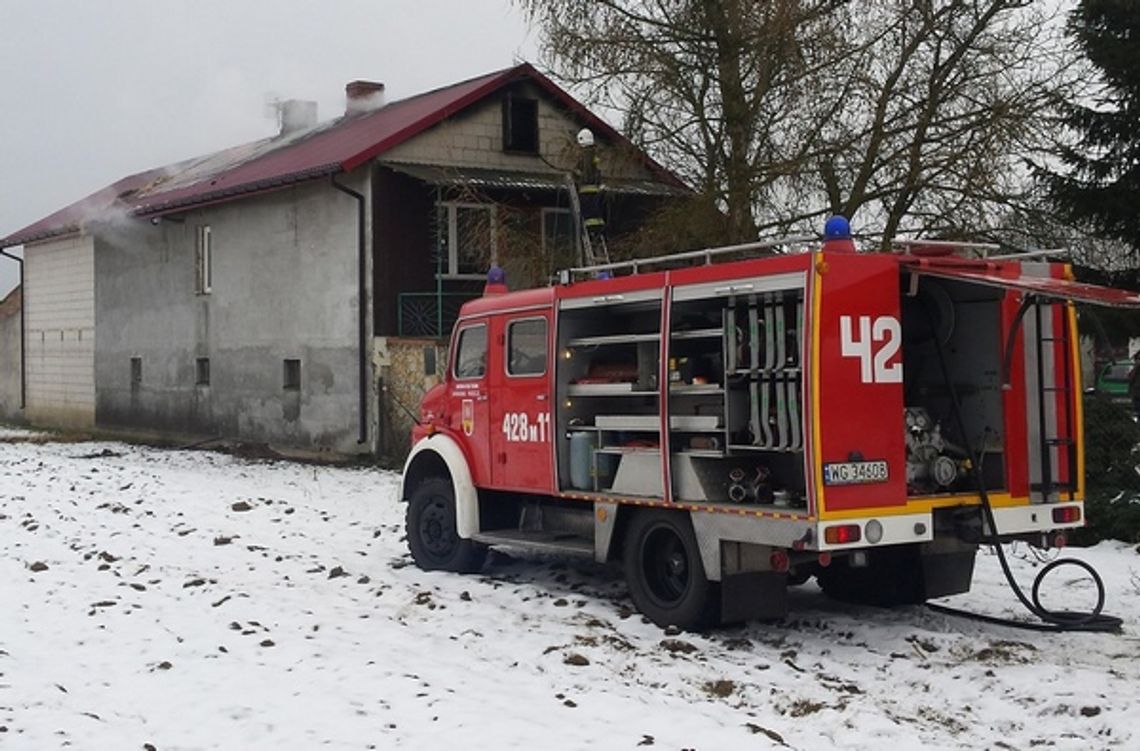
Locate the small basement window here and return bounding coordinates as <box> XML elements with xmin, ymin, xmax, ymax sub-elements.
<box><xmin>196</xmin><ymin>357</ymin><xmax>210</xmax><ymax>386</ymax></box>
<box><xmin>502</xmin><ymin>93</ymin><xmax>539</xmax><ymax>154</ymax></box>
<box><xmin>283</xmin><ymin>359</ymin><xmax>301</xmax><ymax>390</ymax></box>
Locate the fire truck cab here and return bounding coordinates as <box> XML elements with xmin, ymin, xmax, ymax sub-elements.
<box><xmin>401</xmin><ymin>230</ymin><xmax>1140</xmax><ymax>630</ymax></box>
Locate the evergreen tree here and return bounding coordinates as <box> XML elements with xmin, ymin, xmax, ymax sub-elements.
<box><xmin>1048</xmin><ymin>1</ymin><xmax>1140</xmax><ymax>257</ymax></box>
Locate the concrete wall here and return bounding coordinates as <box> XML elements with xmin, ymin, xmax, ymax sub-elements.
<box><xmin>24</xmin><ymin>235</ymin><xmax>96</xmax><ymax>428</ymax></box>
<box><xmin>94</xmin><ymin>171</ymin><xmax>372</xmax><ymax>453</ymax></box>
<box><xmin>0</xmin><ymin>286</ymin><xmax>22</xmax><ymax>422</ymax></box>
<box><xmin>380</xmin><ymin>82</ymin><xmax>656</xmax><ymax>181</ymax></box>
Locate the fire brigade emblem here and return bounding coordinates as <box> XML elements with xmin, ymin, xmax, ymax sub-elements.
<box><xmin>461</xmin><ymin>399</ymin><xmax>474</xmax><ymax>436</ymax></box>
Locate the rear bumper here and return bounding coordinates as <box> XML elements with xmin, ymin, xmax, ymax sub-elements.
<box><xmin>814</xmin><ymin>512</ymin><xmax>934</xmax><ymax>551</ymax></box>
<box><xmin>813</xmin><ymin>501</ymin><xmax>1083</xmax><ymax>551</ymax></box>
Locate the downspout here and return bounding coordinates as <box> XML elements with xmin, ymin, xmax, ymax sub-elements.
<box><xmin>330</xmin><ymin>174</ymin><xmax>369</xmax><ymax>446</ymax></box>
<box><xmin>435</xmin><ymin>185</ymin><xmax>443</xmax><ymax>337</ymax></box>
<box><xmin>0</xmin><ymin>248</ymin><xmax>25</xmax><ymax>409</ymax></box>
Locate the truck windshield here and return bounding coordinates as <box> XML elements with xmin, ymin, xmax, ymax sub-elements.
<box><xmin>454</xmin><ymin>324</ymin><xmax>487</xmax><ymax>379</ymax></box>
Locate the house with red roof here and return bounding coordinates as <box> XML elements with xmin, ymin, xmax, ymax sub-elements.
<box><xmin>0</xmin><ymin>63</ymin><xmax>686</xmax><ymax>457</ymax></box>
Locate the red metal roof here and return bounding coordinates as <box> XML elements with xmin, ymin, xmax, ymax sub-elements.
<box><xmin>1</xmin><ymin>63</ymin><xmax>685</xmax><ymax>249</ymax></box>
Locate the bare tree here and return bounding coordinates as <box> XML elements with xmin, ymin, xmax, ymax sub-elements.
<box><xmin>516</xmin><ymin>0</ymin><xmax>845</xmax><ymax>244</ymax></box>
<box><xmin>812</xmin><ymin>1</ymin><xmax>1074</xmax><ymax>245</ymax></box>
<box><xmin>518</xmin><ymin>0</ymin><xmax>1075</xmax><ymax>246</ymax></box>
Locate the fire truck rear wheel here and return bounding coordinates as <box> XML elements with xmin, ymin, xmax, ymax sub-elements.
<box><xmin>623</xmin><ymin>510</ymin><xmax>719</xmax><ymax>631</ymax></box>
<box><xmin>406</xmin><ymin>477</ymin><xmax>486</xmax><ymax>573</ymax></box>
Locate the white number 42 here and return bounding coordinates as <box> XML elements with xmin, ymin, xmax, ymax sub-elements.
<box><xmin>840</xmin><ymin>315</ymin><xmax>902</xmax><ymax>384</ymax></box>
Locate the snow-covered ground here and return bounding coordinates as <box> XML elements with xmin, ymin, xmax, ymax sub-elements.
<box><xmin>2</xmin><ymin>429</ymin><xmax>1139</xmax><ymax>750</ymax></box>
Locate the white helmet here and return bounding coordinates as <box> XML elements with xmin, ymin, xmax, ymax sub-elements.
<box><xmin>576</xmin><ymin>128</ymin><xmax>595</xmax><ymax>147</ymax></box>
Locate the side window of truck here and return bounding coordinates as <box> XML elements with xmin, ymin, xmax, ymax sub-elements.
<box><xmin>454</xmin><ymin>324</ymin><xmax>487</xmax><ymax>379</ymax></box>
<box><xmin>507</xmin><ymin>318</ymin><xmax>547</xmax><ymax>376</ymax></box>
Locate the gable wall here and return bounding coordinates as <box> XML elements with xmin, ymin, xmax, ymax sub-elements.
<box><xmin>380</xmin><ymin>82</ymin><xmax>656</xmax><ymax>181</ymax></box>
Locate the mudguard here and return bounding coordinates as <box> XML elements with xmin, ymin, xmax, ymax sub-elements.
<box><xmin>401</xmin><ymin>433</ymin><xmax>479</xmax><ymax>539</ymax></box>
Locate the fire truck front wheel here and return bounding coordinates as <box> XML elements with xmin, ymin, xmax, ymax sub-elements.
<box><xmin>623</xmin><ymin>510</ymin><xmax>719</xmax><ymax>631</ymax></box>
<box><xmin>406</xmin><ymin>477</ymin><xmax>486</xmax><ymax>573</ymax></box>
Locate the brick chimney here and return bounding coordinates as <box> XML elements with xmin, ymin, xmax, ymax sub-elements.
<box><xmin>280</xmin><ymin>99</ymin><xmax>318</xmax><ymax>135</ymax></box>
<box><xmin>346</xmin><ymin>80</ymin><xmax>385</xmax><ymax>115</ymax></box>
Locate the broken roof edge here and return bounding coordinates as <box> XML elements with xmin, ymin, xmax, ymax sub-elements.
<box><xmin>0</xmin><ymin>163</ymin><xmax>175</xmax><ymax>249</ymax></box>
<box><xmin>133</xmin><ymin>163</ymin><xmax>344</xmax><ymax>217</ymax></box>
<box><xmin>0</xmin><ymin>164</ymin><xmax>344</xmax><ymax>247</ymax></box>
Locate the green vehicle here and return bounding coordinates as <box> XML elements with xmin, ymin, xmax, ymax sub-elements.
<box><xmin>1095</xmin><ymin>359</ymin><xmax>1134</xmax><ymax>402</ymax></box>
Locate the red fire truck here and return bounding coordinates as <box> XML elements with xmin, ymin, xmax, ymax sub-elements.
<box><xmin>400</xmin><ymin>226</ymin><xmax>1140</xmax><ymax>630</ymax></box>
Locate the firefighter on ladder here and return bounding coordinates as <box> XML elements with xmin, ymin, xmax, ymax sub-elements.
<box><xmin>575</xmin><ymin>128</ymin><xmax>608</xmax><ymax>263</ymax></box>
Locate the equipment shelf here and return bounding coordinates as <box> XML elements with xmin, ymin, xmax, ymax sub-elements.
<box><xmin>670</xmin><ymin>327</ymin><xmax>723</xmax><ymax>340</ymax></box>
<box><xmin>669</xmin><ymin>384</ymin><xmax>724</xmax><ymax>395</ymax></box>
<box><xmin>567</xmin><ymin>384</ymin><xmax>656</xmax><ymax>396</ymax></box>
<box><xmin>567</xmin><ymin>332</ymin><xmax>660</xmax><ymax>347</ymax></box>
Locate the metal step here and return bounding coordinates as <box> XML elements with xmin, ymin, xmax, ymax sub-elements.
<box><xmin>471</xmin><ymin>529</ymin><xmax>594</xmax><ymax>557</ymax></box>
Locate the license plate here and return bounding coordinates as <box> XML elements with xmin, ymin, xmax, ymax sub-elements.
<box><xmin>822</xmin><ymin>460</ymin><xmax>889</xmax><ymax>486</ymax></box>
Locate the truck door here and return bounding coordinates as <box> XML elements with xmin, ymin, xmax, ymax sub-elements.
<box><xmin>450</xmin><ymin>319</ymin><xmax>492</xmax><ymax>485</ymax></box>
<box><xmin>489</xmin><ymin>311</ymin><xmax>555</xmax><ymax>492</ymax></box>
<box><xmin>816</xmin><ymin>253</ymin><xmax>908</xmax><ymax>514</ymax></box>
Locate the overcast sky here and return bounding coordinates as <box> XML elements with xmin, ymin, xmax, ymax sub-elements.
<box><xmin>0</xmin><ymin>0</ymin><xmax>538</xmax><ymax>295</ymax></box>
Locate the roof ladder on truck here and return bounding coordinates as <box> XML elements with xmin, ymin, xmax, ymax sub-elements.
<box><xmin>1031</xmin><ymin>298</ymin><xmax>1077</xmax><ymax>501</ymax></box>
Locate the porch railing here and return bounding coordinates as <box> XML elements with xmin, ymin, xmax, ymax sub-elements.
<box><xmin>397</xmin><ymin>292</ymin><xmax>481</xmax><ymax>337</ymax></box>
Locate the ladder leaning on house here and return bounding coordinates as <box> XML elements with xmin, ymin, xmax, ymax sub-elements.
<box><xmin>564</xmin><ymin>174</ymin><xmax>611</xmax><ymax>268</ymax></box>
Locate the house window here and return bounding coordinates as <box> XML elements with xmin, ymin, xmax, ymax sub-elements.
<box><xmin>130</xmin><ymin>357</ymin><xmax>142</xmax><ymax>389</ymax></box>
<box><xmin>196</xmin><ymin>357</ymin><xmax>210</xmax><ymax>386</ymax></box>
<box><xmin>507</xmin><ymin>318</ymin><xmax>547</xmax><ymax>376</ymax></box>
<box><xmin>283</xmin><ymin>359</ymin><xmax>301</xmax><ymax>390</ymax></box>
<box><xmin>453</xmin><ymin>324</ymin><xmax>487</xmax><ymax>380</ymax></box>
<box><xmin>437</xmin><ymin>202</ymin><xmax>496</xmax><ymax>278</ymax></box>
<box><xmin>502</xmin><ymin>93</ymin><xmax>539</xmax><ymax>154</ymax></box>
<box><xmin>195</xmin><ymin>225</ymin><xmax>212</xmax><ymax>294</ymax></box>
